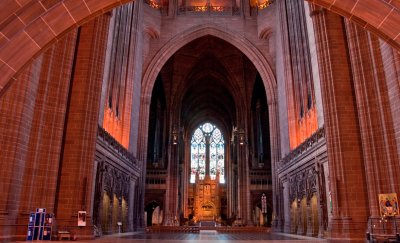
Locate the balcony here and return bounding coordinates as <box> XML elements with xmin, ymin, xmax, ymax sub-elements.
<box><xmin>178</xmin><ymin>5</ymin><xmax>240</xmax><ymax>16</ymax></box>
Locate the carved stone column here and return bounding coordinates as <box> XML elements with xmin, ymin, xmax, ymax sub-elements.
<box><xmin>0</xmin><ymin>30</ymin><xmax>77</xmax><ymax>239</ymax></box>
<box><xmin>127</xmin><ymin>178</ymin><xmax>136</xmax><ymax>231</ymax></box>
<box><xmin>316</xmin><ymin>162</ymin><xmax>327</xmax><ymax>238</ymax></box>
<box><xmin>380</xmin><ymin>42</ymin><xmax>400</xmax><ymax>165</ymax></box>
<box><xmin>282</xmin><ymin>180</ymin><xmax>291</xmax><ymax>233</ymax></box>
<box><xmin>129</xmin><ymin>0</ymin><xmax>146</xmax><ymax>229</ymax></box>
<box><xmin>164</xmin><ymin>124</ymin><xmax>180</xmax><ymax>225</ymax></box>
<box><xmin>345</xmin><ymin>20</ymin><xmax>400</xmax><ymax>220</ymax></box>
<box><xmin>306</xmin><ymin>170</ymin><xmax>316</xmax><ymax>237</ymax></box>
<box><xmin>310</xmin><ymin>6</ymin><xmax>368</xmax><ymax>240</ymax></box>
<box><xmin>55</xmin><ymin>15</ymin><xmax>110</xmax><ymax>239</ymax></box>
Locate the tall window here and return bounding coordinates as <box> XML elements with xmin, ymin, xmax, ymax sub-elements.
<box><xmin>190</xmin><ymin>122</ymin><xmax>225</xmax><ymax>183</ymax></box>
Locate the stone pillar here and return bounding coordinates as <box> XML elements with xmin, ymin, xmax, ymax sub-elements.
<box><xmin>128</xmin><ymin>179</ymin><xmax>136</xmax><ymax>231</ymax></box>
<box><xmin>274</xmin><ymin>0</ymin><xmax>290</xmax><ymax>230</ymax></box>
<box><xmin>310</xmin><ymin>6</ymin><xmax>368</xmax><ymax>241</ymax></box>
<box><xmin>164</xmin><ymin>142</ymin><xmax>178</xmax><ymax>225</ymax></box>
<box><xmin>316</xmin><ymin>162</ymin><xmax>327</xmax><ymax>238</ymax></box>
<box><xmin>345</xmin><ymin>20</ymin><xmax>400</xmax><ymax>221</ymax></box>
<box><xmin>227</xmin><ymin>139</ymin><xmax>238</xmax><ymax>219</ymax></box>
<box><xmin>236</xmin><ymin>124</ymin><xmax>252</xmax><ymax>225</ymax></box>
<box><xmin>380</xmin><ymin>41</ymin><xmax>400</xmax><ymax>162</ymax></box>
<box><xmin>275</xmin><ymin>0</ymin><xmax>290</xmax><ymax>158</ymax></box>
<box><xmin>55</xmin><ymin>15</ymin><xmax>110</xmax><ymax>239</ymax></box>
<box><xmin>127</xmin><ymin>0</ymin><xmax>146</xmax><ymax>229</ymax></box>
<box><xmin>183</xmin><ymin>142</ymin><xmax>190</xmax><ymax>218</ymax></box>
<box><xmin>0</xmin><ymin>30</ymin><xmax>77</xmax><ymax>240</ymax></box>
<box><xmin>282</xmin><ymin>181</ymin><xmax>291</xmax><ymax>233</ymax></box>
<box><xmin>92</xmin><ymin>161</ymin><xmax>104</xmax><ymax>232</ymax></box>
<box><xmin>268</xmin><ymin>101</ymin><xmax>281</xmax><ymax>229</ymax></box>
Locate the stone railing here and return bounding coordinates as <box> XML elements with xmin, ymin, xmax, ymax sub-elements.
<box><xmin>178</xmin><ymin>5</ymin><xmax>240</xmax><ymax>16</ymax></box>
<box><xmin>146</xmin><ymin>177</ymin><xmax>167</xmax><ymax>184</ymax></box>
<box><xmin>280</xmin><ymin>126</ymin><xmax>325</xmax><ymax>165</ymax></box>
<box><xmin>97</xmin><ymin>125</ymin><xmax>138</xmax><ymax>165</ymax></box>
<box><xmin>147</xmin><ymin>169</ymin><xmax>168</xmax><ymax>176</ymax></box>
<box><xmin>250</xmin><ymin>178</ymin><xmax>272</xmax><ymax>185</ymax></box>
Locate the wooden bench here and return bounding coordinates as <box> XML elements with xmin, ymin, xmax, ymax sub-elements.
<box><xmin>369</xmin><ymin>233</ymin><xmax>400</xmax><ymax>243</ymax></box>
<box><xmin>58</xmin><ymin>231</ymin><xmax>71</xmax><ymax>240</ymax></box>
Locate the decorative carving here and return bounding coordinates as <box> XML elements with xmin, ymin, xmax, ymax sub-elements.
<box><xmin>97</xmin><ymin>125</ymin><xmax>138</xmax><ymax>165</ymax></box>
<box><xmin>289</xmin><ymin>177</ymin><xmax>297</xmax><ymax>202</ymax></box>
<box><xmin>193</xmin><ymin>176</ymin><xmax>221</xmax><ymax>221</ymax></box>
<box><xmin>178</xmin><ymin>5</ymin><xmax>241</xmax><ymax>16</ymax></box>
<box><xmin>104</xmin><ymin>173</ymin><xmax>113</xmax><ymax>194</ymax></box>
<box><xmin>119</xmin><ymin>175</ymin><xmax>128</xmax><ymax>199</ymax></box>
<box><xmin>289</xmin><ymin>167</ymin><xmax>318</xmax><ymax>202</ymax></box>
<box><xmin>95</xmin><ymin>126</ymin><xmax>143</xmax><ymax>233</ymax></box>
<box><xmin>280</xmin><ymin>126</ymin><xmax>325</xmax><ymax>166</ymax></box>
<box><xmin>298</xmin><ymin>173</ymin><xmax>306</xmax><ymax>199</ymax></box>
<box><xmin>309</xmin><ymin>169</ymin><xmax>317</xmax><ymax>193</ymax></box>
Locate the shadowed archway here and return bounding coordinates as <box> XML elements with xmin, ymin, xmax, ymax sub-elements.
<box><xmin>136</xmin><ymin>25</ymin><xmax>278</xmax><ymax>162</ymax></box>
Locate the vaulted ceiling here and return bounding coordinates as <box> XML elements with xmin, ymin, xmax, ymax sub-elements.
<box><xmin>159</xmin><ymin>35</ymin><xmax>258</xmax><ymax>136</ymax></box>
<box><xmin>0</xmin><ymin>0</ymin><xmax>399</xmax><ymax>97</ymax></box>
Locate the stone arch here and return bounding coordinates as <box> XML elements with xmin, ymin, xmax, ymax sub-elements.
<box><xmin>1</xmin><ymin>0</ymin><xmax>400</xmax><ymax>96</ymax></box>
<box><xmin>141</xmin><ymin>24</ymin><xmax>277</xmax><ymax>104</ymax></box>
<box><xmin>137</xmin><ymin>24</ymin><xmax>278</xmax><ymax>160</ymax></box>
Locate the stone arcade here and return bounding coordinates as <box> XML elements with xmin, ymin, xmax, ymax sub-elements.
<box><xmin>0</xmin><ymin>0</ymin><xmax>400</xmax><ymax>242</ymax></box>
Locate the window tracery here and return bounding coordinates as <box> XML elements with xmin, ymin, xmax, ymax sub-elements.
<box><xmin>190</xmin><ymin>122</ymin><xmax>225</xmax><ymax>183</ymax></box>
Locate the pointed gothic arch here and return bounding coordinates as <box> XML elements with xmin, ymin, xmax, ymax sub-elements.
<box><xmin>141</xmin><ymin>24</ymin><xmax>276</xmax><ymax>103</ymax></box>
<box><xmin>137</xmin><ymin>25</ymin><xmax>279</xmax><ymax>161</ymax></box>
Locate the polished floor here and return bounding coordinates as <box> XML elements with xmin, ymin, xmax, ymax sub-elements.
<box><xmin>77</xmin><ymin>231</ymin><xmax>328</xmax><ymax>243</ymax></box>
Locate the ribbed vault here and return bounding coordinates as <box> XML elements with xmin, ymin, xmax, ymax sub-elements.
<box><xmin>158</xmin><ymin>36</ymin><xmax>255</xmax><ymax>137</ymax></box>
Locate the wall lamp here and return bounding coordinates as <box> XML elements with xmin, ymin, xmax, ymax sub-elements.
<box><xmin>172</xmin><ymin>127</ymin><xmax>179</xmax><ymax>145</ymax></box>
<box><xmin>232</xmin><ymin>126</ymin><xmax>247</xmax><ymax>146</ymax></box>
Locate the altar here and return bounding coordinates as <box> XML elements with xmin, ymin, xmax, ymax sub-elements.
<box><xmin>193</xmin><ymin>173</ymin><xmax>221</xmax><ymax>222</ymax></box>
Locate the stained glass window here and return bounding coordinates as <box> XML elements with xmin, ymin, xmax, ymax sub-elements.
<box><xmin>190</xmin><ymin>122</ymin><xmax>225</xmax><ymax>183</ymax></box>
<box><xmin>191</xmin><ymin>128</ymin><xmax>205</xmax><ymax>183</ymax></box>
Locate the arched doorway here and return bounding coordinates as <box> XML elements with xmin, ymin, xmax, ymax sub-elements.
<box><xmin>139</xmin><ymin>29</ymin><xmax>277</xmax><ymax>226</ymax></box>
<box><xmin>145</xmin><ymin>201</ymin><xmax>161</xmax><ymax>226</ymax></box>
<box><xmin>252</xmin><ymin>193</ymin><xmax>272</xmax><ymax>227</ymax></box>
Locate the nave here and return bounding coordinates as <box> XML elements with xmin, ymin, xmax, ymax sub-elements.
<box><xmin>36</xmin><ymin>231</ymin><xmax>327</xmax><ymax>243</ymax></box>
<box><xmin>1</xmin><ymin>0</ymin><xmax>400</xmax><ymax>241</ymax></box>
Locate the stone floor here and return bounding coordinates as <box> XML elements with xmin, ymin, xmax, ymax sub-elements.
<box><xmin>78</xmin><ymin>232</ymin><xmax>328</xmax><ymax>243</ymax></box>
